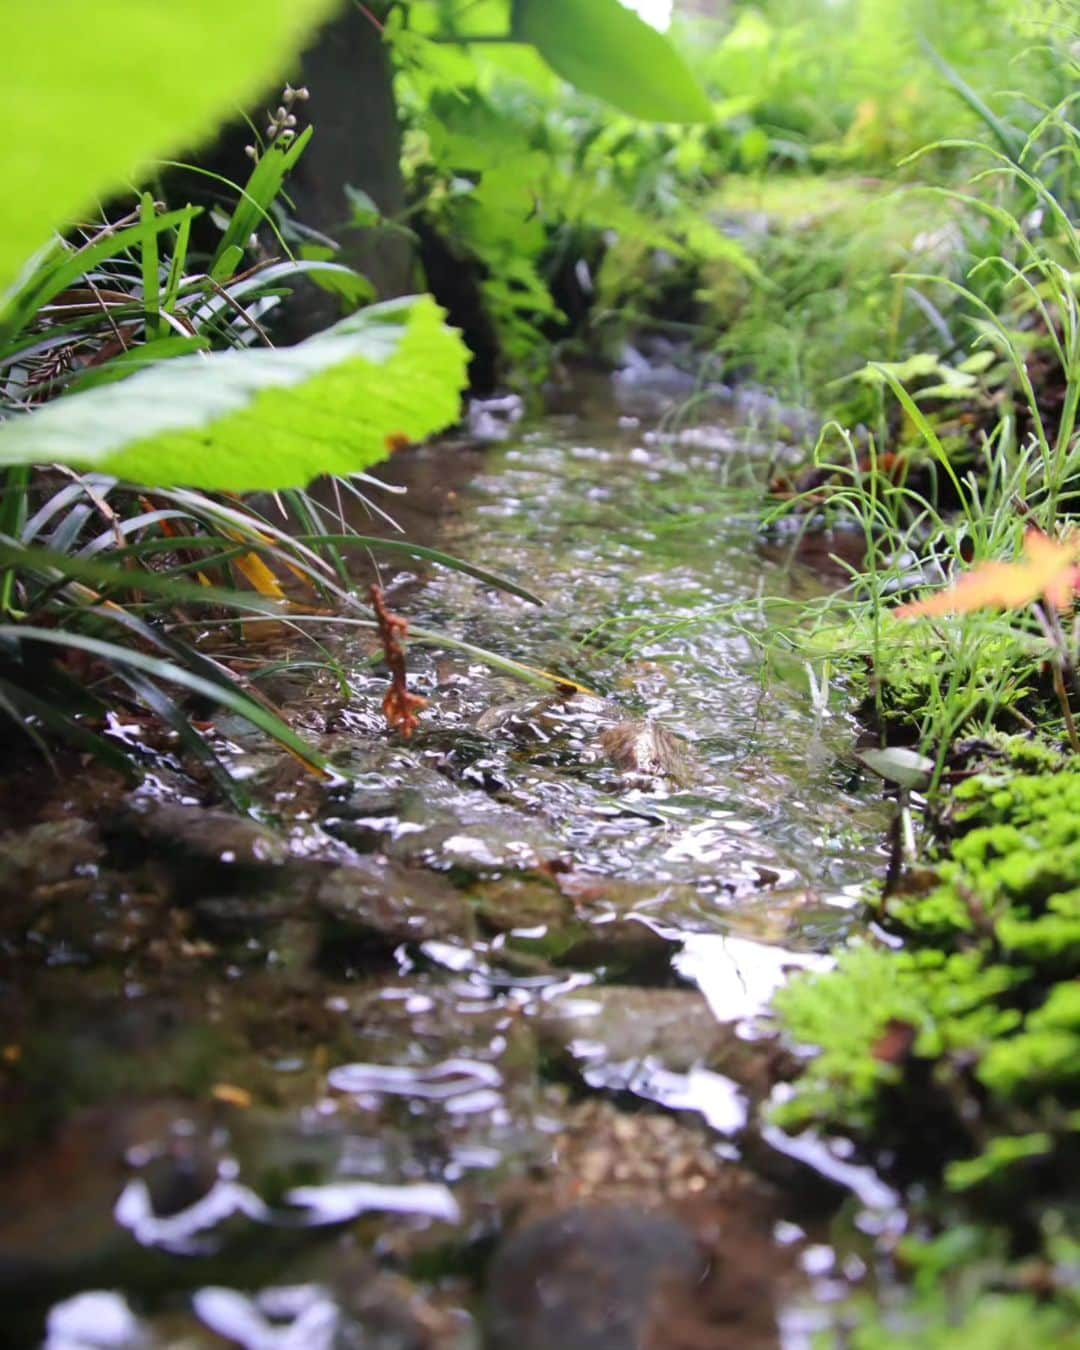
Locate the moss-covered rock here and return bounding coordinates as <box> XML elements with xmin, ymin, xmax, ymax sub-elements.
<box><xmin>772</xmin><ymin>946</ymin><xmax>1022</xmax><ymax>1135</ymax></box>
<box><xmin>771</xmin><ymin>755</ymin><xmax>1080</xmax><ymax>1339</ymax></box>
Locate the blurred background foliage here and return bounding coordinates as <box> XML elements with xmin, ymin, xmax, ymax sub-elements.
<box><xmin>383</xmin><ymin>0</ymin><xmax>1072</xmax><ymax>407</ymax></box>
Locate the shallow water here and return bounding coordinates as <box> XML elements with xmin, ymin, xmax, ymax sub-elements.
<box><xmin>0</xmin><ymin>382</ymin><xmax>892</xmax><ymax>1348</ymax></box>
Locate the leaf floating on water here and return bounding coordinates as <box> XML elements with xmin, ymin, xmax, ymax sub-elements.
<box><xmin>896</xmin><ymin>527</ymin><xmax>1080</xmax><ymax>618</ymax></box>
<box><xmin>210</xmin><ymin>1083</ymin><xmax>254</xmax><ymax>1109</ymax></box>
<box><xmin>598</xmin><ymin>719</ymin><xmax>698</xmax><ymax>788</ymax></box>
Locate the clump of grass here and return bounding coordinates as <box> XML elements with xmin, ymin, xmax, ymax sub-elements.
<box><xmin>0</xmin><ymin>109</ymin><xmax>557</xmax><ymax>798</ymax></box>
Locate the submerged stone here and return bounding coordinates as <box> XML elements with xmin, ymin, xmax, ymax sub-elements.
<box><xmin>315</xmin><ymin>860</ymin><xmax>476</xmax><ymax>947</ymax></box>
<box><xmin>485</xmin><ymin>1205</ymin><xmax>707</xmax><ymax>1350</ymax></box>
<box><xmin>108</xmin><ymin>798</ymin><xmax>289</xmax><ymax>867</ymax></box>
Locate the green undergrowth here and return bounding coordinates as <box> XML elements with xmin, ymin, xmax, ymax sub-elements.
<box><xmin>834</xmin><ymin>1289</ymin><xmax>1080</xmax><ymax>1349</ymax></box>
<box><xmin>702</xmin><ymin>177</ymin><xmax>965</xmax><ymax>418</ymax></box>
<box><xmin>772</xmin><ymin>738</ymin><xmax>1080</xmax><ymax>1339</ymax></box>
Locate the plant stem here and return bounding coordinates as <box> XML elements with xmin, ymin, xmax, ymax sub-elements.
<box><xmin>1052</xmin><ymin>660</ymin><xmax>1080</xmax><ymax>754</ymax></box>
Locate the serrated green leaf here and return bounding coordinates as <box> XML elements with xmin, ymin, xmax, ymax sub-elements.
<box><xmin>0</xmin><ymin>297</ymin><xmax>469</xmax><ymax>492</ymax></box>
<box><xmin>512</xmin><ymin>0</ymin><xmax>713</xmax><ymax>123</ymax></box>
<box><xmin>4</xmin><ymin>0</ymin><xmax>339</xmax><ymax>300</ymax></box>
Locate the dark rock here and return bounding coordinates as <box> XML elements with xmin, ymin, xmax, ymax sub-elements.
<box><xmin>0</xmin><ymin>819</ymin><xmax>103</xmax><ymax>922</ymax></box>
<box><xmin>553</xmin><ymin>872</ymin><xmax>722</xmax><ymax>936</ymax></box>
<box><xmin>536</xmin><ymin>986</ymin><xmax>732</xmax><ymax>1075</ymax></box>
<box><xmin>469</xmin><ymin>875</ymin><xmax>572</xmax><ymax>936</ymax></box>
<box><xmin>463</xmin><ymin>873</ymin><xmax>678</xmax><ymax>980</ymax></box>
<box><xmin>488</xmin><ymin>1100</ymin><xmax>794</xmax><ymax>1350</ymax></box>
<box><xmin>108</xmin><ymin>798</ymin><xmax>288</xmax><ymax>867</ymax></box>
<box><xmin>485</xmin><ymin>1205</ymin><xmax>706</xmax><ymax>1350</ymax></box>
<box><xmin>315</xmin><ymin>859</ymin><xmax>475</xmax><ymax>948</ymax></box>
<box><xmin>325</xmin><ymin>763</ymin><xmax>559</xmax><ymax>874</ymax></box>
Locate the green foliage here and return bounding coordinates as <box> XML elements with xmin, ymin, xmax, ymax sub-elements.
<box><xmin>393</xmin><ymin>21</ymin><xmax>758</xmax><ymax>378</ymax></box>
<box><xmin>944</xmin><ymin>1131</ymin><xmax>1053</xmax><ymax>1191</ymax></box>
<box><xmin>833</xmin><ymin>1292</ymin><xmax>1080</xmax><ymax>1349</ymax></box>
<box><xmin>0</xmin><ymin>297</ymin><xmax>468</xmax><ymax>491</ymax></box>
<box><xmin>511</xmin><ymin>0</ymin><xmax>712</xmax><ymax>123</ymax></box>
<box><xmin>685</xmin><ymin>0</ymin><xmax>1056</xmax><ymax>173</ymax></box>
<box><xmin>2</xmin><ymin>0</ymin><xmax>339</xmax><ymax>300</ymax></box>
<box><xmin>0</xmin><ymin>2</ymin><xmax>477</xmax><ymax>778</ymax></box>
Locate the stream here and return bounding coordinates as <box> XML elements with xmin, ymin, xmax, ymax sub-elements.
<box><xmin>0</xmin><ymin>373</ymin><xmax>893</xmax><ymax>1348</ymax></box>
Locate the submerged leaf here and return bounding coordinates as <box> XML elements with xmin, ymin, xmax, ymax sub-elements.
<box><xmin>896</xmin><ymin>529</ymin><xmax>1080</xmax><ymax>618</ymax></box>
<box><xmin>0</xmin><ymin>298</ymin><xmax>469</xmax><ymax>492</ymax></box>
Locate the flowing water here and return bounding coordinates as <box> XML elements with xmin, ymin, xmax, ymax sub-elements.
<box><xmin>0</xmin><ymin>377</ymin><xmax>893</xmax><ymax>1348</ymax></box>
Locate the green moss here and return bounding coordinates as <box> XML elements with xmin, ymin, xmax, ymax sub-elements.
<box><xmin>773</xmin><ymin>753</ymin><xmax>1080</xmax><ymax>1334</ymax></box>
<box><xmin>885</xmin><ymin>883</ymin><xmax>975</xmax><ymax>938</ymax></box>
<box><xmin>772</xmin><ymin>946</ymin><xmax>1021</xmax><ymax>1132</ymax></box>
<box><xmin>945</xmin><ymin>1132</ymin><xmax>1053</xmax><ymax>1191</ymax></box>
<box><xmin>996</xmin><ymin>910</ymin><xmax>1080</xmax><ymax>960</ymax></box>
<box><xmin>832</xmin><ymin>1294</ymin><xmax>1080</xmax><ymax>1348</ymax></box>
<box><xmin>1031</xmin><ymin>981</ymin><xmax>1080</xmax><ymax>1028</ymax></box>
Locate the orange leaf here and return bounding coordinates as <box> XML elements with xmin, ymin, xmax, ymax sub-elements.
<box><xmin>231</xmin><ymin>549</ymin><xmax>286</xmax><ymax>600</ymax></box>
<box><xmin>896</xmin><ymin>528</ymin><xmax>1080</xmax><ymax>618</ymax></box>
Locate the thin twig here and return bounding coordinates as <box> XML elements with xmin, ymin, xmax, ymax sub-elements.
<box><xmin>1052</xmin><ymin>660</ymin><xmax>1080</xmax><ymax>754</ymax></box>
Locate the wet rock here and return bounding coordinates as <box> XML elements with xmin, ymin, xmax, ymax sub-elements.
<box><xmin>555</xmin><ymin>872</ymin><xmax>723</xmax><ymax>935</ymax></box>
<box><xmin>489</xmin><ymin>1101</ymin><xmax>794</xmax><ymax>1349</ymax></box>
<box><xmin>336</xmin><ymin>1268</ymin><xmax>473</xmax><ymax>1349</ymax></box>
<box><xmin>598</xmin><ymin>720</ymin><xmax>698</xmax><ymax>788</ymax></box>
<box><xmin>109</xmin><ymin>798</ymin><xmax>288</xmax><ymax>867</ymax></box>
<box><xmin>315</xmin><ymin>860</ymin><xmax>475</xmax><ymax>948</ymax></box>
<box><xmin>468</xmin><ymin>874</ymin><xmax>572</xmax><ymax>936</ymax></box>
<box><xmin>45</xmin><ymin>1290</ymin><xmax>149</xmax><ymax>1350</ymax></box>
<box><xmin>473</xmin><ymin>692</ymin><xmax>621</xmax><ymax>744</ymax></box>
<box><xmin>486</xmin><ymin>1204</ymin><xmax>707</xmax><ymax>1350</ymax></box>
<box><xmin>537</xmin><ymin>986</ymin><xmax>732</xmax><ymax>1075</ymax></box>
<box><xmin>536</xmin><ymin>986</ymin><xmax>785</xmax><ymax>1130</ymax></box>
<box><xmin>0</xmin><ymin>817</ymin><xmax>103</xmax><ymax>888</ymax></box>
<box><xmin>458</xmin><ymin>872</ymin><xmax>677</xmax><ymax>980</ymax></box>
<box><xmin>0</xmin><ymin>1097</ymin><xmax>222</xmax><ymax>1290</ymax></box>
<box><xmin>535</xmin><ymin>984</ymin><xmax>796</xmax><ymax>1119</ymax></box>
<box><xmin>193</xmin><ymin>1269</ymin><xmax>469</xmax><ymax>1350</ymax></box>
<box><xmin>283</xmin><ymin>978</ymin><xmax>551</xmax><ymax>1212</ymax></box>
<box><xmin>0</xmin><ymin>818</ymin><xmax>103</xmax><ymax>925</ymax></box>
<box><xmin>468</xmin><ymin>393</ymin><xmax>525</xmax><ymax>444</ymax></box>
<box><xmin>514</xmin><ymin>911</ymin><xmax>674</xmax><ymax>980</ymax></box>
<box><xmin>326</xmin><ymin>764</ymin><xmax>559</xmax><ymax>874</ymax></box>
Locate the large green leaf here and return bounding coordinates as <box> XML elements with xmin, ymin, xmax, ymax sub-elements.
<box><xmin>3</xmin><ymin>0</ymin><xmax>340</xmax><ymax>299</ymax></box>
<box><xmin>0</xmin><ymin>297</ymin><xmax>469</xmax><ymax>491</ymax></box>
<box><xmin>511</xmin><ymin>0</ymin><xmax>712</xmax><ymax>123</ymax></box>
